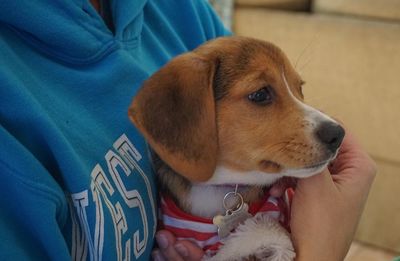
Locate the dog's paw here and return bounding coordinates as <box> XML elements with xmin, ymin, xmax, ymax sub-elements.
<box><xmin>207</xmin><ymin>213</ymin><xmax>295</xmax><ymax>261</ymax></box>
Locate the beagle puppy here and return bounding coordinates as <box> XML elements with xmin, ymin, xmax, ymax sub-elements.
<box><xmin>129</xmin><ymin>36</ymin><xmax>344</xmax><ymax>261</ymax></box>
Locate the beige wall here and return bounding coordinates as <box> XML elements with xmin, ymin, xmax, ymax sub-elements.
<box><xmin>234</xmin><ymin>4</ymin><xmax>400</xmax><ymax>253</ymax></box>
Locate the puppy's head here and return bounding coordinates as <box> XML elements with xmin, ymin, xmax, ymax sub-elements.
<box><xmin>129</xmin><ymin>37</ymin><xmax>344</xmax><ymax>185</ymax></box>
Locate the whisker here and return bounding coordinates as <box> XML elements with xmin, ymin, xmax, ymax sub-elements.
<box><xmin>298</xmin><ymin>55</ymin><xmax>314</xmax><ymax>73</ymax></box>
<box><xmin>294</xmin><ymin>34</ymin><xmax>319</xmax><ymax>70</ymax></box>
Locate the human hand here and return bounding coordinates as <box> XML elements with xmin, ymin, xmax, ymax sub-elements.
<box><xmin>290</xmin><ymin>130</ymin><xmax>377</xmax><ymax>261</ymax></box>
<box><xmin>152</xmin><ymin>230</ymin><xmax>204</xmax><ymax>261</ymax></box>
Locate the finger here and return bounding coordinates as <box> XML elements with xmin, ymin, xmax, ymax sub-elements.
<box><xmin>174</xmin><ymin>240</ymin><xmax>204</xmax><ymax>261</ymax></box>
<box><xmin>156</xmin><ymin>231</ymin><xmax>184</xmax><ymax>261</ymax></box>
<box><xmin>152</xmin><ymin>249</ymin><xmax>166</xmax><ymax>261</ymax></box>
<box><xmin>296</xmin><ymin>169</ymin><xmax>334</xmax><ymax>196</ymax></box>
<box><xmin>329</xmin><ymin>131</ymin><xmax>364</xmax><ymax>174</ymax></box>
<box><xmin>329</xmin><ymin>131</ymin><xmax>376</xmax><ymax>182</ymax></box>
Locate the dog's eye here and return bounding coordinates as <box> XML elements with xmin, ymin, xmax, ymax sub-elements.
<box><xmin>248</xmin><ymin>86</ymin><xmax>273</xmax><ymax>105</ymax></box>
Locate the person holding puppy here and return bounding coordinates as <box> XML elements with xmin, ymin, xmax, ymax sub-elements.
<box><xmin>0</xmin><ymin>0</ymin><xmax>376</xmax><ymax>260</ymax></box>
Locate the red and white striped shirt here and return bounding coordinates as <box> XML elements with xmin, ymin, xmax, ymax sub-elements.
<box><xmin>160</xmin><ymin>188</ymin><xmax>294</xmax><ymax>255</ymax></box>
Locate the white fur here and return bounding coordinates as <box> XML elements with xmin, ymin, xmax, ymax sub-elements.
<box><xmin>206</xmin><ymin>166</ymin><xmax>282</xmax><ymax>186</ymax></box>
<box><xmin>205</xmin><ymin>214</ymin><xmax>295</xmax><ymax>261</ymax></box>
<box><xmin>189</xmin><ymin>185</ymin><xmax>235</xmax><ymax>218</ymax></box>
<box><xmin>206</xmin><ymin>162</ymin><xmax>327</xmax><ymax>186</ymax></box>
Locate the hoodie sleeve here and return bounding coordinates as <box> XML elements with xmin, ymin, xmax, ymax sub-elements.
<box><xmin>0</xmin><ymin>127</ymin><xmax>70</xmax><ymax>261</ymax></box>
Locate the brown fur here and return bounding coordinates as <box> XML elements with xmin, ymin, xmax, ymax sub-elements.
<box><xmin>129</xmin><ymin>36</ymin><xmax>332</xmax><ymax>212</ymax></box>
<box><xmin>151</xmin><ymin>153</ymin><xmax>192</xmax><ymax>211</ymax></box>
<box><xmin>129</xmin><ymin>53</ymin><xmax>218</xmax><ymax>182</ymax></box>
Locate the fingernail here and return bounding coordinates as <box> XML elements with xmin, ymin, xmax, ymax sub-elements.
<box><xmin>175</xmin><ymin>243</ymin><xmax>188</xmax><ymax>257</ymax></box>
<box><xmin>156</xmin><ymin>234</ymin><xmax>168</xmax><ymax>250</ymax></box>
<box><xmin>152</xmin><ymin>250</ymin><xmax>165</xmax><ymax>261</ymax></box>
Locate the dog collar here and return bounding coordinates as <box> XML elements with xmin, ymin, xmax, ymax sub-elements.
<box><xmin>159</xmin><ymin>188</ymin><xmax>294</xmax><ymax>255</ymax></box>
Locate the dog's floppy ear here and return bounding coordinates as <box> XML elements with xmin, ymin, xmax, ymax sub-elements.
<box><xmin>129</xmin><ymin>52</ymin><xmax>218</xmax><ymax>182</ymax></box>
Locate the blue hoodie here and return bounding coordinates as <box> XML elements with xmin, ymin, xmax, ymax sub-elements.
<box><xmin>0</xmin><ymin>0</ymin><xmax>229</xmax><ymax>260</ymax></box>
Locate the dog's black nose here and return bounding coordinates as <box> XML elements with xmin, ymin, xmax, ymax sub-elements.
<box><xmin>315</xmin><ymin>122</ymin><xmax>345</xmax><ymax>152</ymax></box>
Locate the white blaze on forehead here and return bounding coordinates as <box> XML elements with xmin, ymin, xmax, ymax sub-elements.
<box><xmin>281</xmin><ymin>71</ymin><xmax>337</xmax><ymax>127</ymax></box>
